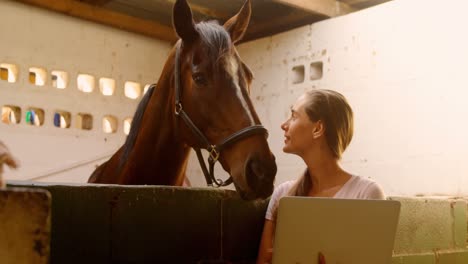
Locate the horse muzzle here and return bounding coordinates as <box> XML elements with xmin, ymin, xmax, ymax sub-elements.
<box><xmin>242</xmin><ymin>154</ymin><xmax>277</xmax><ymax>200</ymax></box>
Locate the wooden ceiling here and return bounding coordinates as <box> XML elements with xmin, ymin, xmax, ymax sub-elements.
<box><xmin>15</xmin><ymin>0</ymin><xmax>392</xmax><ymax>43</ymax></box>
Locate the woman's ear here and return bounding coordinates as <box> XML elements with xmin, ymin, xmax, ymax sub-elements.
<box><xmin>312</xmin><ymin>120</ymin><xmax>325</xmax><ymax>139</ymax></box>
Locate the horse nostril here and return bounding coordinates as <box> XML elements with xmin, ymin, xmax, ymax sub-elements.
<box><xmin>248</xmin><ymin>159</ymin><xmax>264</xmax><ymax>179</ymax></box>
<box><xmin>245</xmin><ymin>157</ymin><xmax>276</xmax><ymax>198</ymax></box>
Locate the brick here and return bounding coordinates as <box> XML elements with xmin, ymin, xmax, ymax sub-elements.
<box><xmin>389</xmin><ymin>197</ymin><xmax>466</xmax><ymax>254</ymax></box>
<box><xmin>392</xmin><ymin>253</ymin><xmax>435</xmax><ymax>264</ymax></box>
<box><xmin>436</xmin><ymin>249</ymin><xmax>468</xmax><ymax>264</ymax></box>
<box><xmin>451</xmin><ymin>200</ymin><xmax>467</xmax><ymax>248</ymax></box>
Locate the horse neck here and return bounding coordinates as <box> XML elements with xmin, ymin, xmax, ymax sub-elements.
<box><xmin>120</xmin><ymin>52</ymin><xmax>190</xmax><ymax>185</ymax></box>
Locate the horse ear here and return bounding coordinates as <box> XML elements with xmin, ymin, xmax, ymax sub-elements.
<box><xmin>223</xmin><ymin>0</ymin><xmax>251</xmax><ymax>44</ymax></box>
<box><xmin>173</xmin><ymin>0</ymin><xmax>199</xmax><ymax>43</ymax></box>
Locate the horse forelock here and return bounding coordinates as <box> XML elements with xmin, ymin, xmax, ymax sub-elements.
<box><xmin>194</xmin><ymin>22</ymin><xmax>257</xmax><ymax>125</ymax></box>
<box><xmin>196</xmin><ymin>21</ymin><xmax>232</xmax><ymax>62</ymax></box>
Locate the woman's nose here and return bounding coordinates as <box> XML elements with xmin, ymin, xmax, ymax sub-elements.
<box><xmin>281</xmin><ymin>121</ymin><xmax>287</xmax><ymax>131</ymax></box>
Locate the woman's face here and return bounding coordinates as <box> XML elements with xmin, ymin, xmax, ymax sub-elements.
<box><xmin>281</xmin><ymin>95</ymin><xmax>318</xmax><ymax>155</ymax></box>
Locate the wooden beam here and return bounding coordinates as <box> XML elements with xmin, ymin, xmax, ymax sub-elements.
<box><xmin>79</xmin><ymin>0</ymin><xmax>112</xmax><ymax>6</ymax></box>
<box><xmin>161</xmin><ymin>0</ymin><xmax>231</xmax><ymax>20</ymax></box>
<box><xmin>272</xmin><ymin>0</ymin><xmax>355</xmax><ymax>17</ymax></box>
<box><xmin>339</xmin><ymin>0</ymin><xmax>372</xmax><ymax>5</ymax></box>
<box><xmin>339</xmin><ymin>0</ymin><xmax>390</xmax><ymax>7</ymax></box>
<box><xmin>15</xmin><ymin>0</ymin><xmax>177</xmax><ymax>42</ymax></box>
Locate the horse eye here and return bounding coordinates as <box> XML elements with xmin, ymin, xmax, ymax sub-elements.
<box><xmin>192</xmin><ymin>73</ymin><xmax>207</xmax><ymax>86</ymax></box>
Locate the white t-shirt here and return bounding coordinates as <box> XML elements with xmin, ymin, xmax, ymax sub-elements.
<box><xmin>265</xmin><ymin>175</ymin><xmax>385</xmax><ymax>221</ymax></box>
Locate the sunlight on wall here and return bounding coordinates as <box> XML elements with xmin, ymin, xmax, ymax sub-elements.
<box><xmin>53</xmin><ymin>111</ymin><xmax>71</xmax><ymax>129</ymax></box>
<box><xmin>124</xmin><ymin>81</ymin><xmax>142</xmax><ymax>99</ymax></box>
<box><xmin>51</xmin><ymin>70</ymin><xmax>68</xmax><ymax>89</ymax></box>
<box><xmin>102</xmin><ymin>115</ymin><xmax>117</xmax><ymax>133</ymax></box>
<box><xmin>29</xmin><ymin>67</ymin><xmax>47</xmax><ymax>86</ymax></box>
<box><xmin>123</xmin><ymin>117</ymin><xmax>132</xmax><ymax>135</ymax></box>
<box><xmin>1</xmin><ymin>105</ymin><xmax>21</xmax><ymax>124</ymax></box>
<box><xmin>76</xmin><ymin>113</ymin><xmax>93</xmax><ymax>130</ymax></box>
<box><xmin>0</xmin><ymin>63</ymin><xmax>18</xmax><ymax>83</ymax></box>
<box><xmin>99</xmin><ymin>77</ymin><xmax>115</xmax><ymax>96</ymax></box>
<box><xmin>77</xmin><ymin>74</ymin><xmax>95</xmax><ymax>93</ymax></box>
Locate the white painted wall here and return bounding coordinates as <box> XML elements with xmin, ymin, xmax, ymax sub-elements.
<box><xmin>0</xmin><ymin>1</ymin><xmax>171</xmax><ymax>182</ymax></box>
<box><xmin>191</xmin><ymin>0</ymin><xmax>468</xmax><ymax>196</ymax></box>
<box><xmin>3</xmin><ymin>0</ymin><xmax>467</xmax><ymax>197</ymax></box>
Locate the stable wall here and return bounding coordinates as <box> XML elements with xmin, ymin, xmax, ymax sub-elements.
<box><xmin>0</xmin><ymin>0</ymin><xmax>171</xmax><ymax>183</ymax></box>
<box><xmin>186</xmin><ymin>0</ymin><xmax>468</xmax><ymax>196</ymax></box>
<box><xmin>2</xmin><ymin>0</ymin><xmax>468</xmax><ymax>197</ymax></box>
<box><xmin>6</xmin><ymin>182</ymin><xmax>468</xmax><ymax>264</ymax></box>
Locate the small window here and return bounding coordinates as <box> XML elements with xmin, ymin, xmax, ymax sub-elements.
<box><xmin>0</xmin><ymin>67</ymin><xmax>7</xmax><ymax>81</ymax></box>
<box><xmin>51</xmin><ymin>70</ymin><xmax>69</xmax><ymax>89</ymax></box>
<box><xmin>0</xmin><ymin>63</ymin><xmax>19</xmax><ymax>83</ymax></box>
<box><xmin>0</xmin><ymin>67</ymin><xmax>9</xmax><ymax>81</ymax></box>
<box><xmin>99</xmin><ymin>78</ymin><xmax>116</xmax><ymax>96</ymax></box>
<box><xmin>53</xmin><ymin>111</ymin><xmax>71</xmax><ymax>129</ymax></box>
<box><xmin>77</xmin><ymin>74</ymin><xmax>95</xmax><ymax>93</ymax></box>
<box><xmin>310</xmin><ymin>61</ymin><xmax>323</xmax><ymax>81</ymax></box>
<box><xmin>1</xmin><ymin>105</ymin><xmax>21</xmax><ymax>124</ymax></box>
<box><xmin>124</xmin><ymin>81</ymin><xmax>142</xmax><ymax>99</ymax></box>
<box><xmin>25</xmin><ymin>107</ymin><xmax>45</xmax><ymax>126</ymax></box>
<box><xmin>292</xmin><ymin>65</ymin><xmax>305</xmax><ymax>84</ymax></box>
<box><xmin>123</xmin><ymin>118</ymin><xmax>132</xmax><ymax>135</ymax></box>
<box><xmin>29</xmin><ymin>67</ymin><xmax>47</xmax><ymax>86</ymax></box>
<box><xmin>76</xmin><ymin>113</ymin><xmax>93</xmax><ymax>130</ymax></box>
<box><xmin>102</xmin><ymin>115</ymin><xmax>117</xmax><ymax>134</ymax></box>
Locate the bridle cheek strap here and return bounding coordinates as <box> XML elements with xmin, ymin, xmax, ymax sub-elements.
<box><xmin>174</xmin><ymin>41</ymin><xmax>269</xmax><ymax>187</ymax></box>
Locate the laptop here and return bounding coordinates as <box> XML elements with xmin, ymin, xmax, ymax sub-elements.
<box><xmin>272</xmin><ymin>197</ymin><xmax>401</xmax><ymax>264</ymax></box>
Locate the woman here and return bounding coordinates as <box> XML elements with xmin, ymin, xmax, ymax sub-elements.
<box><xmin>256</xmin><ymin>89</ymin><xmax>385</xmax><ymax>264</ymax></box>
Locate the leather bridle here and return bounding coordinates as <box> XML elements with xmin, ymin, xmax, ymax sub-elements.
<box><xmin>173</xmin><ymin>41</ymin><xmax>268</xmax><ymax>187</ymax></box>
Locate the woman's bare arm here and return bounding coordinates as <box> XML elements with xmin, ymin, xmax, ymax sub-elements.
<box><xmin>256</xmin><ymin>219</ymin><xmax>275</xmax><ymax>264</ymax></box>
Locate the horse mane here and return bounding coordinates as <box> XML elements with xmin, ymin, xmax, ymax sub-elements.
<box><xmin>119</xmin><ymin>84</ymin><xmax>155</xmax><ymax>170</ymax></box>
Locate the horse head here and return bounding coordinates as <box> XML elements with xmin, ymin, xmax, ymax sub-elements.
<box><xmin>172</xmin><ymin>0</ymin><xmax>277</xmax><ymax>199</ymax></box>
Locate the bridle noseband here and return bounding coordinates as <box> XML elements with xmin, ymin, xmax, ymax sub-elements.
<box><xmin>173</xmin><ymin>41</ymin><xmax>268</xmax><ymax>187</ymax></box>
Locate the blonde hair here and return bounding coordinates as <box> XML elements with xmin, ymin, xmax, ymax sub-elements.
<box><xmin>289</xmin><ymin>89</ymin><xmax>353</xmax><ymax>196</ymax></box>
<box><xmin>271</xmin><ymin>89</ymin><xmax>354</xmax><ymax>219</ymax></box>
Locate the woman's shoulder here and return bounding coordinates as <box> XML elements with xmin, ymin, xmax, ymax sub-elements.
<box><xmin>271</xmin><ymin>180</ymin><xmax>296</xmax><ymax>197</ymax></box>
<box><xmin>265</xmin><ymin>180</ymin><xmax>297</xmax><ymax>221</ymax></box>
<box><xmin>277</xmin><ymin>180</ymin><xmax>296</xmax><ymax>190</ymax></box>
<box><xmin>341</xmin><ymin>175</ymin><xmax>386</xmax><ymax>200</ymax></box>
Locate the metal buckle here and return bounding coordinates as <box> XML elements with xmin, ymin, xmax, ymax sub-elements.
<box><xmin>208</xmin><ymin>145</ymin><xmax>220</xmax><ymax>162</ymax></box>
<box><xmin>175</xmin><ymin>103</ymin><xmax>183</xmax><ymax>115</ymax></box>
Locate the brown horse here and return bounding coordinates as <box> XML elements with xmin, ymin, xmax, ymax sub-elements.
<box><xmin>88</xmin><ymin>0</ymin><xmax>276</xmax><ymax>200</ymax></box>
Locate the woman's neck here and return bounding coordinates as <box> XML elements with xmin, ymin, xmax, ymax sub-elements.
<box><xmin>302</xmin><ymin>147</ymin><xmax>351</xmax><ymax>196</ymax></box>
